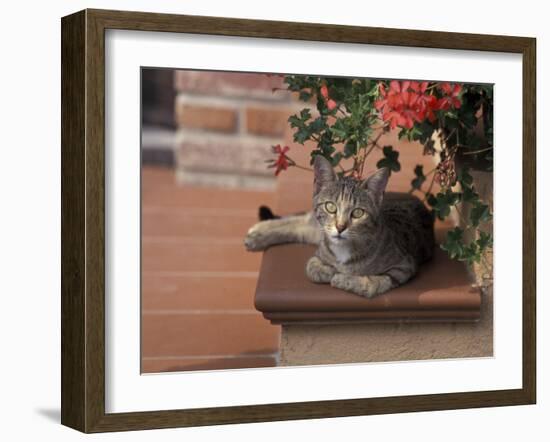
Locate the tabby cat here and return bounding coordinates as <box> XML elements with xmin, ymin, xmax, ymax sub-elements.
<box><xmin>244</xmin><ymin>155</ymin><xmax>434</xmax><ymax>298</ymax></box>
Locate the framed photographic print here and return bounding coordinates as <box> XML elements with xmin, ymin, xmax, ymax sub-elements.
<box><xmin>61</xmin><ymin>9</ymin><xmax>536</xmax><ymax>433</ymax></box>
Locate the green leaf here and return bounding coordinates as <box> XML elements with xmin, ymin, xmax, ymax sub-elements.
<box><xmin>376</xmin><ymin>145</ymin><xmax>401</xmax><ymax>173</ymax></box>
<box><xmin>427</xmin><ymin>193</ymin><xmax>437</xmax><ymax>207</ymax></box>
<box><xmin>461</xmin><ymin>186</ymin><xmax>479</xmax><ymax>204</ymax></box>
<box><xmin>343</xmin><ymin>141</ymin><xmax>357</xmax><ymax>158</ymax></box>
<box><xmin>329</xmin><ymin>118</ymin><xmax>349</xmax><ymax>139</ymax></box>
<box><xmin>440</xmin><ymin>227</ymin><xmax>465</xmax><ymax>260</ymax></box>
<box><xmin>457</xmin><ymin>167</ymin><xmax>474</xmax><ymax>188</ymax></box>
<box><xmin>310</xmin><ymin>116</ymin><xmax>327</xmax><ymax>133</ymax></box>
<box><xmin>331</xmin><ymin>152</ymin><xmax>343</xmax><ymax>166</ymax></box>
<box><xmin>476</xmin><ymin>231</ymin><xmax>493</xmax><ymax>250</ymax></box>
<box><xmin>459</xmin><ymin>242</ymin><xmax>482</xmax><ymax>265</ymax></box>
<box><xmin>470</xmin><ymin>202</ymin><xmax>492</xmax><ymax>227</ymax></box>
<box><xmin>430</xmin><ymin>189</ymin><xmax>460</xmax><ymax>220</ymax></box>
<box><xmin>411</xmin><ymin>165</ymin><xmax>426</xmax><ymax>190</ymax></box>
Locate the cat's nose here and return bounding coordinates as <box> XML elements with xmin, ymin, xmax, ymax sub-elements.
<box><xmin>336</xmin><ymin>223</ymin><xmax>347</xmax><ymax>234</ymax></box>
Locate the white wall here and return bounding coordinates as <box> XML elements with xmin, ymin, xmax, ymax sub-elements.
<box><xmin>0</xmin><ymin>0</ymin><xmax>547</xmax><ymax>440</ymax></box>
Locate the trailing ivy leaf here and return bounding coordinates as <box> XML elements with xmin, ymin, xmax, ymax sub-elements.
<box><xmin>461</xmin><ymin>186</ymin><xmax>479</xmax><ymax>204</ymax></box>
<box><xmin>376</xmin><ymin>145</ymin><xmax>401</xmax><ymax>173</ymax></box>
<box><xmin>457</xmin><ymin>167</ymin><xmax>474</xmax><ymax>188</ymax></box>
<box><xmin>470</xmin><ymin>202</ymin><xmax>492</xmax><ymax>227</ymax></box>
<box><xmin>411</xmin><ymin>165</ymin><xmax>426</xmax><ymax>190</ymax></box>
<box><xmin>441</xmin><ymin>227</ymin><xmax>465</xmax><ymax>260</ymax></box>
<box><xmin>476</xmin><ymin>231</ymin><xmax>493</xmax><ymax>250</ymax></box>
<box><xmin>459</xmin><ymin>242</ymin><xmax>482</xmax><ymax>265</ymax></box>
<box><xmin>430</xmin><ymin>189</ymin><xmax>460</xmax><ymax>220</ymax></box>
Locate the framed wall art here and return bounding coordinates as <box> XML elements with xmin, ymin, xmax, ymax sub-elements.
<box><xmin>61</xmin><ymin>8</ymin><xmax>536</xmax><ymax>433</ymax></box>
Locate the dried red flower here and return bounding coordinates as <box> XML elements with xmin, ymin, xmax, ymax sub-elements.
<box><xmin>270</xmin><ymin>144</ymin><xmax>290</xmax><ymax>176</ymax></box>
<box><xmin>435</xmin><ymin>158</ymin><xmax>457</xmax><ymax>187</ymax></box>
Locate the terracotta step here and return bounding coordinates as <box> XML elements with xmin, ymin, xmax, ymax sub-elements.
<box><xmin>255</xmin><ymin>243</ymin><xmax>480</xmax><ymax>324</ymax></box>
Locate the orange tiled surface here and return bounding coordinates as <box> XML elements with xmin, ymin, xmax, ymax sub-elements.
<box><xmin>141</xmin><ymin>167</ymin><xmax>280</xmax><ymax>373</ymax></box>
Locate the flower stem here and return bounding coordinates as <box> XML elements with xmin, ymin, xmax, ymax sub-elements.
<box><xmin>288</xmin><ymin>159</ymin><xmax>313</xmax><ymax>172</ymax></box>
<box><xmin>460</xmin><ymin>146</ymin><xmax>493</xmax><ymax>155</ymax></box>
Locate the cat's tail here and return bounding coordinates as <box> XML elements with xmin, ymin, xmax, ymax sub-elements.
<box><xmin>258</xmin><ymin>205</ymin><xmax>280</xmax><ymax>221</ymax></box>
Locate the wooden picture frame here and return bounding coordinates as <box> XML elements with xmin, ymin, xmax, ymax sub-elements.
<box><xmin>61</xmin><ymin>8</ymin><xmax>536</xmax><ymax>433</ymax></box>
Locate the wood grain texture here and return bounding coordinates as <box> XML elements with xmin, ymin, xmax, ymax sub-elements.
<box><xmin>61</xmin><ymin>10</ymin><xmax>86</xmax><ymax>431</ymax></box>
<box><xmin>61</xmin><ymin>8</ymin><xmax>537</xmax><ymax>433</ymax></box>
<box><xmin>522</xmin><ymin>38</ymin><xmax>537</xmax><ymax>403</ymax></box>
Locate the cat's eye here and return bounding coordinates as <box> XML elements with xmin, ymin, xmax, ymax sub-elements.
<box><xmin>351</xmin><ymin>208</ymin><xmax>365</xmax><ymax>219</ymax></box>
<box><xmin>325</xmin><ymin>201</ymin><xmax>337</xmax><ymax>214</ymax></box>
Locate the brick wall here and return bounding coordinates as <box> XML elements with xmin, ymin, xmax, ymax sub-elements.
<box><xmin>174</xmin><ymin>71</ymin><xmax>301</xmax><ymax>190</ymax></box>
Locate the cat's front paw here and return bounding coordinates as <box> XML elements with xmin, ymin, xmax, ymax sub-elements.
<box><xmin>244</xmin><ymin>222</ymin><xmax>270</xmax><ymax>251</ymax></box>
<box><xmin>306</xmin><ymin>256</ymin><xmax>335</xmax><ymax>284</ymax></box>
<box><xmin>330</xmin><ymin>274</ymin><xmax>378</xmax><ymax>298</ymax></box>
<box><xmin>330</xmin><ymin>273</ymin><xmax>357</xmax><ymax>293</ymax></box>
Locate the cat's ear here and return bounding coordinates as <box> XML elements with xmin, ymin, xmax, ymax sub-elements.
<box><xmin>313</xmin><ymin>155</ymin><xmax>336</xmax><ymax>194</ymax></box>
<box><xmin>362</xmin><ymin>168</ymin><xmax>390</xmax><ymax>205</ymax></box>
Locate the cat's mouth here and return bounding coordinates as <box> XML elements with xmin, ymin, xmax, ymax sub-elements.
<box><xmin>331</xmin><ymin>233</ymin><xmax>347</xmax><ymax>241</ymax></box>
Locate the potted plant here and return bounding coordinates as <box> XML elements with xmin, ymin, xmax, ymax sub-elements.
<box><xmin>266</xmin><ymin>76</ymin><xmax>493</xmax><ymax>281</ymax></box>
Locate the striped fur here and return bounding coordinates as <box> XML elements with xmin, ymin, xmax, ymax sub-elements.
<box><xmin>245</xmin><ymin>156</ymin><xmax>434</xmax><ymax>298</ymax></box>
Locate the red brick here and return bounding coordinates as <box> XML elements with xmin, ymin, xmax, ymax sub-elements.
<box><xmin>176</xmin><ymin>104</ymin><xmax>237</xmax><ymax>133</ymax></box>
<box><xmin>176</xmin><ymin>136</ymin><xmax>276</xmax><ymax>176</ymax></box>
<box><xmin>174</xmin><ymin>70</ymin><xmax>288</xmax><ymax>100</ymax></box>
<box><xmin>246</xmin><ymin>107</ymin><xmax>290</xmax><ymax>137</ymax></box>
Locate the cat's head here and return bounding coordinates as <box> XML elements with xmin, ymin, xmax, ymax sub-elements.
<box><xmin>312</xmin><ymin>155</ymin><xmax>389</xmax><ymax>243</ymax></box>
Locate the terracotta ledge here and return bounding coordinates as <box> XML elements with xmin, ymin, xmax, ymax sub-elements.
<box><xmin>255</xmin><ymin>244</ymin><xmax>480</xmax><ymax>324</ymax></box>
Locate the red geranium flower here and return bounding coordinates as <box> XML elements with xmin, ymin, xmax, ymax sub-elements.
<box><xmin>320</xmin><ymin>84</ymin><xmax>329</xmax><ymax>100</ymax></box>
<box><xmin>319</xmin><ymin>84</ymin><xmax>338</xmax><ymax>111</ymax></box>
<box><xmin>375</xmin><ymin>80</ymin><xmax>434</xmax><ymax>129</ymax></box>
<box><xmin>326</xmin><ymin>99</ymin><xmax>337</xmax><ymax>111</ymax></box>
<box><xmin>375</xmin><ymin>80</ymin><xmax>461</xmax><ymax>129</ymax></box>
<box><xmin>415</xmin><ymin>92</ymin><xmax>438</xmax><ymax>122</ymax></box>
<box><xmin>436</xmin><ymin>82</ymin><xmax>462</xmax><ymax>110</ymax></box>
